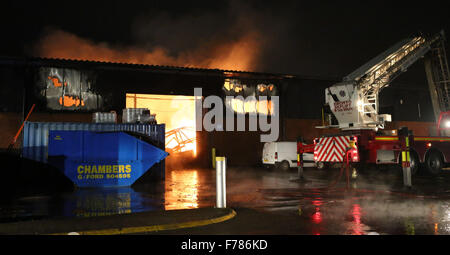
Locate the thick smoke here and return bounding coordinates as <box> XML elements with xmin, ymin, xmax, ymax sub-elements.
<box><xmin>34</xmin><ymin>28</ymin><xmax>261</xmax><ymax>71</ymax></box>
<box><xmin>32</xmin><ymin>2</ymin><xmax>295</xmax><ymax>72</ymax></box>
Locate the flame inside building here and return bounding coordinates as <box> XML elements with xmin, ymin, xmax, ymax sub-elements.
<box><xmin>126</xmin><ymin>93</ymin><xmax>197</xmax><ymax>156</ymax></box>
<box><xmin>223</xmin><ymin>79</ymin><xmax>276</xmax><ymax>115</ymax></box>
<box><xmin>39</xmin><ymin>67</ymin><xmax>101</xmax><ymax>111</ymax></box>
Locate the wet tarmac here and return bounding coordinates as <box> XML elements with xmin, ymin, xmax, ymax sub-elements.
<box><xmin>2</xmin><ymin>165</ymin><xmax>450</xmax><ymax>234</ymax></box>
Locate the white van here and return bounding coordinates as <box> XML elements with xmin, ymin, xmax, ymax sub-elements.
<box><xmin>262</xmin><ymin>141</ymin><xmax>315</xmax><ymax>170</ymax></box>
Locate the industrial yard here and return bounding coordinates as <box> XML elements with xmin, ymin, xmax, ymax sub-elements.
<box><xmin>2</xmin><ymin>166</ymin><xmax>450</xmax><ymax>235</ymax></box>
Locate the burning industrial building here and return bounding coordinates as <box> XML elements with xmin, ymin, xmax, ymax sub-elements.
<box><xmin>0</xmin><ymin>1</ymin><xmax>438</xmax><ymax>171</ymax></box>
<box><xmin>0</xmin><ymin>55</ymin><xmax>437</xmax><ymax>170</ymax></box>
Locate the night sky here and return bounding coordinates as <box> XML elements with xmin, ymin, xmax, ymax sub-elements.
<box><xmin>1</xmin><ymin>0</ymin><xmax>449</xmax><ymax>82</ymax></box>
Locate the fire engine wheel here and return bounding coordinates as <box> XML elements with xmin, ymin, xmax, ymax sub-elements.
<box><xmin>425</xmin><ymin>152</ymin><xmax>443</xmax><ymax>176</ymax></box>
<box><xmin>409</xmin><ymin>151</ymin><xmax>420</xmax><ymax>176</ymax></box>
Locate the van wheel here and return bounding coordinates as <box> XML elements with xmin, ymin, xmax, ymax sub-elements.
<box><xmin>425</xmin><ymin>151</ymin><xmax>443</xmax><ymax>176</ymax></box>
<box><xmin>278</xmin><ymin>160</ymin><xmax>290</xmax><ymax>171</ymax></box>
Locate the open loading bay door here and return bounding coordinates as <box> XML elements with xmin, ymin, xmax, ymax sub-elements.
<box><xmin>126</xmin><ymin>94</ymin><xmax>197</xmax><ymax>160</ymax></box>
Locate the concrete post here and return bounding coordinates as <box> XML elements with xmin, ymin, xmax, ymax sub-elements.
<box><xmin>216</xmin><ymin>156</ymin><xmax>226</xmax><ymax>208</ymax></box>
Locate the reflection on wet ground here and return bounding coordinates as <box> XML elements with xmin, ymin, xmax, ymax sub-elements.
<box><xmin>0</xmin><ymin>187</ymin><xmax>165</xmax><ymax>222</ymax></box>
<box><xmin>4</xmin><ymin>166</ymin><xmax>450</xmax><ymax>234</ymax></box>
<box><xmin>165</xmin><ymin>169</ymin><xmax>201</xmax><ymax>210</ymax></box>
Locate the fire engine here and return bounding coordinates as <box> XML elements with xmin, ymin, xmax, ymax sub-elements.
<box><xmin>299</xmin><ymin>30</ymin><xmax>450</xmax><ymax>176</ymax></box>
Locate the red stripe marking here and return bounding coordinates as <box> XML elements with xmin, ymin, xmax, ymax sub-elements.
<box><xmin>333</xmin><ymin>137</ymin><xmax>347</xmax><ymax>159</ymax></box>
<box><xmin>318</xmin><ymin>137</ymin><xmax>333</xmax><ymax>162</ymax></box>
<box><xmin>314</xmin><ymin>137</ymin><xmax>325</xmax><ymax>158</ymax></box>
<box><xmin>316</xmin><ymin>137</ymin><xmax>330</xmax><ymax>161</ymax></box>
<box><xmin>328</xmin><ymin>151</ymin><xmax>339</xmax><ymax>162</ymax></box>
<box><xmin>324</xmin><ymin>151</ymin><xmax>333</xmax><ymax>162</ymax></box>
<box><xmin>324</xmin><ymin>139</ymin><xmax>339</xmax><ymax>162</ymax></box>
<box><xmin>338</xmin><ymin>136</ymin><xmax>349</xmax><ymax>149</ymax></box>
<box><xmin>335</xmin><ymin>138</ymin><xmax>348</xmax><ymax>162</ymax></box>
<box><xmin>334</xmin><ymin>137</ymin><xmax>346</xmax><ymax>155</ymax></box>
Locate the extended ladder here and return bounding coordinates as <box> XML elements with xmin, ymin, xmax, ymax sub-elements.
<box><xmin>425</xmin><ymin>33</ymin><xmax>450</xmax><ymax>120</ymax></box>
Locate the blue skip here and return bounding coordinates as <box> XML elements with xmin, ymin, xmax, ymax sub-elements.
<box><xmin>47</xmin><ymin>130</ymin><xmax>168</xmax><ymax>187</ymax></box>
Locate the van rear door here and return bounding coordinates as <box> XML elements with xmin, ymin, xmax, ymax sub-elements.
<box><xmin>262</xmin><ymin>142</ymin><xmax>277</xmax><ymax>164</ymax></box>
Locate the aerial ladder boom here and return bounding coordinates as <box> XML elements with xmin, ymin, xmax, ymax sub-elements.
<box><xmin>424</xmin><ymin>33</ymin><xmax>450</xmax><ymax>121</ymax></box>
<box><xmin>324</xmin><ymin>31</ymin><xmax>449</xmax><ymax>130</ymax></box>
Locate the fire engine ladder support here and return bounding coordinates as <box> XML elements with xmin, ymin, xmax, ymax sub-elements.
<box><xmin>362</xmin><ymin>94</ymin><xmax>377</xmax><ymax>118</ymax></box>
<box><xmin>424</xmin><ymin>35</ymin><xmax>450</xmax><ymax>121</ymax></box>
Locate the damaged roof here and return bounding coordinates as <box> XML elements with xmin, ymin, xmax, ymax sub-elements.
<box><xmin>0</xmin><ymin>56</ymin><xmax>339</xmax><ymax>81</ymax></box>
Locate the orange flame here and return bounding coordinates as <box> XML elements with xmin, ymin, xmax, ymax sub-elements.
<box><xmin>48</xmin><ymin>75</ymin><xmax>85</xmax><ymax>107</ymax></box>
<box><xmin>59</xmin><ymin>95</ymin><xmax>85</xmax><ymax>107</ymax></box>
<box><xmin>34</xmin><ymin>29</ymin><xmax>261</xmax><ymax>71</ymax></box>
<box><xmin>48</xmin><ymin>76</ymin><xmax>66</xmax><ymax>87</ymax></box>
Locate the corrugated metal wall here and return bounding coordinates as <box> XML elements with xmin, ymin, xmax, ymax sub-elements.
<box><xmin>22</xmin><ymin>121</ymin><xmax>165</xmax><ymax>163</ymax></box>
